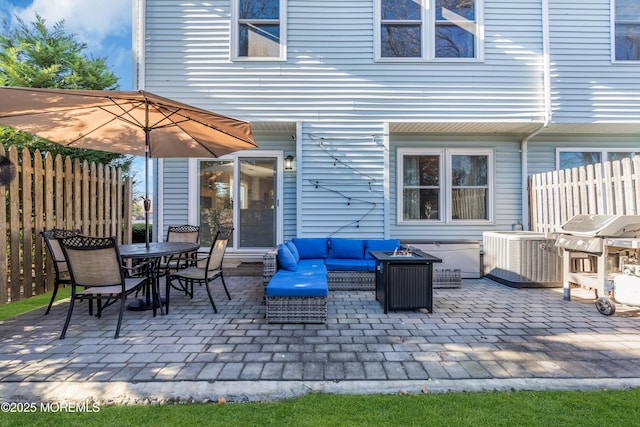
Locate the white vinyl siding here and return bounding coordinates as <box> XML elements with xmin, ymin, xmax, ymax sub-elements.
<box><xmin>141</xmin><ymin>0</ymin><xmax>640</xmax><ymax>244</ymax></box>
<box><xmin>390</xmin><ymin>136</ymin><xmax>518</xmax><ymax>242</ymax></box>
<box><xmin>549</xmin><ymin>0</ymin><xmax>640</xmax><ymax>124</ymax></box>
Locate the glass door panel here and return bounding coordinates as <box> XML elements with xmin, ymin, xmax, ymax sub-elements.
<box><xmin>238</xmin><ymin>157</ymin><xmax>276</xmax><ymax>248</ymax></box>
<box><xmin>199</xmin><ymin>160</ymin><xmax>234</xmax><ymax>247</ymax></box>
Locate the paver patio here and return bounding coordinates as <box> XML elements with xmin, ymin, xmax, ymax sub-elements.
<box><xmin>1</xmin><ymin>274</ymin><xmax>640</xmax><ymax>402</ymax></box>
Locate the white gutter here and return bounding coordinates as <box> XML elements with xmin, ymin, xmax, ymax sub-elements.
<box><xmin>521</xmin><ymin>0</ymin><xmax>552</xmax><ymax>231</ymax></box>
<box><xmin>134</xmin><ymin>0</ymin><xmax>146</xmax><ymax>91</ymax></box>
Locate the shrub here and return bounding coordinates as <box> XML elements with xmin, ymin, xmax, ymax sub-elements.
<box><xmin>131</xmin><ymin>223</ymin><xmax>152</xmax><ymax>243</ymax></box>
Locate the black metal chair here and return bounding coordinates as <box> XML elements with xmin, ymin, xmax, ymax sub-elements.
<box><xmin>167</xmin><ymin>227</ymin><xmax>233</xmax><ymax>313</ymax></box>
<box><xmin>40</xmin><ymin>228</ymin><xmax>81</xmax><ymax>315</ymax></box>
<box><xmin>161</xmin><ymin>224</ymin><xmax>200</xmax><ymax>273</ymax></box>
<box><xmin>59</xmin><ymin>235</ymin><xmax>148</xmax><ymax>339</ymax></box>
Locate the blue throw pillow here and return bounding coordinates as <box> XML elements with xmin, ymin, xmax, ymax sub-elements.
<box><xmin>277</xmin><ymin>244</ymin><xmax>298</xmax><ymax>271</ymax></box>
<box><xmin>364</xmin><ymin>239</ymin><xmax>401</xmax><ymax>259</ymax></box>
<box><xmin>292</xmin><ymin>238</ymin><xmax>328</xmax><ymax>259</ymax></box>
<box><xmin>285</xmin><ymin>241</ymin><xmax>300</xmax><ymax>263</ymax></box>
<box><xmin>328</xmin><ymin>238</ymin><xmax>365</xmax><ymax>259</ymax></box>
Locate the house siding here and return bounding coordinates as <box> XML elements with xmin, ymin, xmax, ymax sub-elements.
<box><xmin>389</xmin><ymin>135</ymin><xmax>523</xmax><ymax>242</ymax></box>
<box><xmin>139</xmin><ymin>0</ymin><xmax>640</xmax><ymax>249</ymax></box>
<box><xmin>549</xmin><ymin>1</ymin><xmax>640</xmax><ymax>123</ymax></box>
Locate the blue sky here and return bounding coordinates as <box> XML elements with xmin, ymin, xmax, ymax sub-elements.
<box><xmin>1</xmin><ymin>0</ymin><xmax>148</xmax><ymax>196</ymax></box>
<box><xmin>1</xmin><ymin>0</ymin><xmax>134</xmax><ymax>90</ymax></box>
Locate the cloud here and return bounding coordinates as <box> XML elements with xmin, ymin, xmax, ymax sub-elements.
<box><xmin>11</xmin><ymin>0</ymin><xmax>131</xmax><ymax>51</ymax></box>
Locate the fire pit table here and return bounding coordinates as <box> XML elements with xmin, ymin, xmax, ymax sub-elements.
<box><xmin>370</xmin><ymin>249</ymin><xmax>442</xmax><ymax>314</ymax></box>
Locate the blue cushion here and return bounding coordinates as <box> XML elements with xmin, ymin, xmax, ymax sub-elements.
<box><xmin>292</xmin><ymin>238</ymin><xmax>328</xmax><ymax>259</ymax></box>
<box><xmin>364</xmin><ymin>239</ymin><xmax>401</xmax><ymax>260</ymax></box>
<box><xmin>266</xmin><ymin>273</ymin><xmax>329</xmax><ymax>297</ymax></box>
<box><xmin>328</xmin><ymin>238</ymin><xmax>365</xmax><ymax>259</ymax></box>
<box><xmin>285</xmin><ymin>241</ymin><xmax>300</xmax><ymax>263</ymax></box>
<box><xmin>277</xmin><ymin>244</ymin><xmax>298</xmax><ymax>271</ymax></box>
<box><xmin>297</xmin><ymin>259</ymin><xmax>328</xmax><ymax>276</ymax></box>
<box><xmin>325</xmin><ymin>258</ymin><xmax>372</xmax><ymax>272</ymax></box>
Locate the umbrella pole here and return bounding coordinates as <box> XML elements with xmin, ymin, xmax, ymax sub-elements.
<box><xmin>144</xmin><ymin>105</ymin><xmax>151</xmax><ymax>249</ymax></box>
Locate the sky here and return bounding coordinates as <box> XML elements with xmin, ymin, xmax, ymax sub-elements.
<box><xmin>1</xmin><ymin>0</ymin><xmax>134</xmax><ymax>90</ymax></box>
<box><xmin>1</xmin><ymin>0</ymin><xmax>148</xmax><ymax>196</ymax></box>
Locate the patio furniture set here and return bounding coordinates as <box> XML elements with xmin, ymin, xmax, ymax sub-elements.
<box><xmin>40</xmin><ymin>226</ymin><xmax>232</xmax><ymax>339</ymax></box>
<box><xmin>262</xmin><ymin>237</ymin><xmax>450</xmax><ymax>324</ymax></box>
<box><xmin>41</xmin><ymin>226</ymin><xmax>453</xmax><ymax>337</ymax></box>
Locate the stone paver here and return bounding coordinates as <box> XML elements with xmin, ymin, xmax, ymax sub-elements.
<box><xmin>2</xmin><ymin>275</ymin><xmax>640</xmax><ymax>402</ymax></box>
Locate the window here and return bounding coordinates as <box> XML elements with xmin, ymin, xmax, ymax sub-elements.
<box><xmin>398</xmin><ymin>148</ymin><xmax>493</xmax><ymax>223</ymax></box>
<box><xmin>557</xmin><ymin>149</ymin><xmax>639</xmax><ymax>170</ymax></box>
<box><xmin>435</xmin><ymin>0</ymin><xmax>477</xmax><ymax>58</ymax></box>
<box><xmin>377</xmin><ymin>0</ymin><xmax>481</xmax><ymax>60</ymax></box>
<box><xmin>381</xmin><ymin>0</ymin><xmax>423</xmax><ymax>58</ymax></box>
<box><xmin>232</xmin><ymin>0</ymin><xmax>285</xmax><ymax>60</ymax></box>
<box><xmin>614</xmin><ymin>0</ymin><xmax>640</xmax><ymax>61</ymax></box>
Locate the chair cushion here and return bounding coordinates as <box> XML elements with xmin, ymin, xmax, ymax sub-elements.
<box><xmin>297</xmin><ymin>259</ymin><xmax>328</xmax><ymax>276</ymax></box>
<box><xmin>364</xmin><ymin>239</ymin><xmax>402</xmax><ymax>259</ymax></box>
<box><xmin>277</xmin><ymin>244</ymin><xmax>298</xmax><ymax>272</ymax></box>
<box><xmin>266</xmin><ymin>273</ymin><xmax>329</xmax><ymax>297</ymax></box>
<box><xmin>292</xmin><ymin>238</ymin><xmax>328</xmax><ymax>259</ymax></box>
<box><xmin>285</xmin><ymin>241</ymin><xmax>300</xmax><ymax>263</ymax></box>
<box><xmin>324</xmin><ymin>258</ymin><xmax>373</xmax><ymax>272</ymax></box>
<box><xmin>328</xmin><ymin>238</ymin><xmax>365</xmax><ymax>259</ymax></box>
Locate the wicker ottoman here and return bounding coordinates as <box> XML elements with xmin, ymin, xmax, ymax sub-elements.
<box><xmin>265</xmin><ymin>272</ymin><xmax>329</xmax><ymax>324</ymax></box>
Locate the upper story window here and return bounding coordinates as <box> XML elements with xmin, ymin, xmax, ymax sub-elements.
<box><xmin>232</xmin><ymin>0</ymin><xmax>286</xmax><ymax>60</ymax></box>
<box><xmin>376</xmin><ymin>0</ymin><xmax>482</xmax><ymax>61</ymax></box>
<box><xmin>381</xmin><ymin>0</ymin><xmax>423</xmax><ymax>58</ymax></box>
<box><xmin>614</xmin><ymin>0</ymin><xmax>640</xmax><ymax>61</ymax></box>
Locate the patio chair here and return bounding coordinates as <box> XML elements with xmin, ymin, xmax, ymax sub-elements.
<box><xmin>58</xmin><ymin>235</ymin><xmax>148</xmax><ymax>339</ymax></box>
<box><xmin>166</xmin><ymin>227</ymin><xmax>233</xmax><ymax>314</ymax></box>
<box><xmin>160</xmin><ymin>224</ymin><xmax>200</xmax><ymax>274</ymax></box>
<box><xmin>40</xmin><ymin>228</ymin><xmax>81</xmax><ymax>315</ymax></box>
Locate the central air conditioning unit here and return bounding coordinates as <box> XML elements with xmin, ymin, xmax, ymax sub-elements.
<box><xmin>483</xmin><ymin>231</ymin><xmax>562</xmax><ymax>288</ymax></box>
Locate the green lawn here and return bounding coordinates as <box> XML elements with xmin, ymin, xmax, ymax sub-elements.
<box><xmin>1</xmin><ymin>389</ymin><xmax>640</xmax><ymax>427</ymax></box>
<box><xmin>2</xmin><ymin>290</ymin><xmax>640</xmax><ymax>426</ymax></box>
<box><xmin>0</xmin><ymin>287</ymin><xmax>72</xmax><ymax>321</ymax></box>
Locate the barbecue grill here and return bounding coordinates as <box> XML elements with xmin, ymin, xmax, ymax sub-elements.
<box><xmin>555</xmin><ymin>214</ymin><xmax>640</xmax><ymax>314</ymax></box>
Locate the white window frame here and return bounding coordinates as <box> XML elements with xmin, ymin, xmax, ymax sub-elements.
<box><xmin>231</xmin><ymin>0</ymin><xmax>287</xmax><ymax>61</ymax></box>
<box><xmin>556</xmin><ymin>148</ymin><xmax>639</xmax><ymax>170</ymax></box>
<box><xmin>375</xmin><ymin>0</ymin><xmax>484</xmax><ymax>62</ymax></box>
<box><xmin>611</xmin><ymin>0</ymin><xmax>640</xmax><ymax>63</ymax></box>
<box><xmin>397</xmin><ymin>147</ymin><xmax>494</xmax><ymax>225</ymax></box>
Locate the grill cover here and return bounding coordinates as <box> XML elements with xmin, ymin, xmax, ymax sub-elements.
<box><xmin>558</xmin><ymin>215</ymin><xmax>640</xmax><ymax>237</ymax></box>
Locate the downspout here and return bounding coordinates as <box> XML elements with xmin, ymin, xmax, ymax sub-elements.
<box><xmin>521</xmin><ymin>0</ymin><xmax>552</xmax><ymax>231</ymax></box>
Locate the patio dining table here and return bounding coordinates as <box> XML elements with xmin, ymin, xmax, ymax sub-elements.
<box><xmin>119</xmin><ymin>241</ymin><xmax>201</xmax><ymax>315</ymax></box>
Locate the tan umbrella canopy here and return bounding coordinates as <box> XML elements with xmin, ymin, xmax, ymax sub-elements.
<box><xmin>0</xmin><ymin>86</ymin><xmax>258</xmax><ymax>245</ymax></box>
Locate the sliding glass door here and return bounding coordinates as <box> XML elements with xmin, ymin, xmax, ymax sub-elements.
<box><xmin>199</xmin><ymin>155</ymin><xmax>279</xmax><ymax>249</ymax></box>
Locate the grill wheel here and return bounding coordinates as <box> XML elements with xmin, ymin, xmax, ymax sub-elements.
<box><xmin>595</xmin><ymin>297</ymin><xmax>616</xmax><ymax>316</ymax></box>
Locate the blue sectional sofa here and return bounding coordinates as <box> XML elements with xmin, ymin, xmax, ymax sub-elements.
<box><xmin>264</xmin><ymin>237</ymin><xmax>401</xmax><ymax>323</ymax></box>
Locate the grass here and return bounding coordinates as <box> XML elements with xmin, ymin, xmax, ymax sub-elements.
<box><xmin>2</xmin><ymin>290</ymin><xmax>640</xmax><ymax>426</ymax></box>
<box><xmin>1</xmin><ymin>389</ymin><xmax>640</xmax><ymax>426</ymax></box>
<box><xmin>0</xmin><ymin>287</ymin><xmax>72</xmax><ymax>321</ymax></box>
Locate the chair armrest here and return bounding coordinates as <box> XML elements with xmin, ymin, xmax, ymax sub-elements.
<box><xmin>122</xmin><ymin>260</ymin><xmax>153</xmax><ymax>278</ymax></box>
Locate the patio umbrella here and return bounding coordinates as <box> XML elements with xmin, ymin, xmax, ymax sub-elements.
<box><xmin>0</xmin><ymin>86</ymin><xmax>258</xmax><ymax>246</ymax></box>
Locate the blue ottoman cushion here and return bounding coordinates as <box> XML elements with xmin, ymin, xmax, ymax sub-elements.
<box><xmin>266</xmin><ymin>273</ymin><xmax>329</xmax><ymax>297</ymax></box>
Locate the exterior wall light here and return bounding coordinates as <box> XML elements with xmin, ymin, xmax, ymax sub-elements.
<box><xmin>284</xmin><ymin>155</ymin><xmax>295</xmax><ymax>171</ymax></box>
